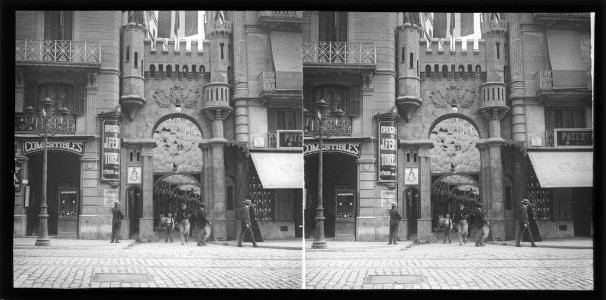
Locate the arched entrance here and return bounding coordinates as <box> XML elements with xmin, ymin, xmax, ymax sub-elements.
<box><xmin>305</xmin><ymin>152</ymin><xmax>358</xmax><ymax>240</ymax></box>
<box><xmin>150</xmin><ymin>116</ymin><xmax>204</xmax><ymax>234</ymax></box>
<box><xmin>429</xmin><ymin>117</ymin><xmax>481</xmax><ymax>234</ymax></box>
<box><xmin>26</xmin><ymin>151</ymin><xmax>81</xmax><ymax>237</ymax></box>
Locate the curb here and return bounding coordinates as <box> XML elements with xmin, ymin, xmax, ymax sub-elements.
<box><xmin>306</xmin><ymin>241</ymin><xmax>414</xmax><ymax>252</ymax></box>
<box><xmin>485</xmin><ymin>241</ymin><xmax>593</xmax><ymax>250</ymax></box>
<box><xmin>14</xmin><ymin>240</ymin><xmax>137</xmax><ymax>250</ymax></box>
<box><xmin>206</xmin><ymin>241</ymin><xmax>302</xmax><ymax>251</ymax></box>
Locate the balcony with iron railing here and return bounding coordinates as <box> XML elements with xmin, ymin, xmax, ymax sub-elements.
<box><xmin>533</xmin><ymin>13</ymin><xmax>590</xmax><ymax>21</ymax></box>
<box><xmin>302</xmin><ymin>41</ymin><xmax>376</xmax><ymax>68</ymax></box>
<box><xmin>535</xmin><ymin>70</ymin><xmax>591</xmax><ymax>100</ymax></box>
<box><xmin>304</xmin><ymin>115</ymin><xmax>353</xmax><ymax>137</ymax></box>
<box><xmin>258</xmin><ymin>11</ymin><xmax>303</xmax><ymax>28</ymax></box>
<box><xmin>16</xmin><ymin>40</ymin><xmax>102</xmax><ymax>66</ymax></box>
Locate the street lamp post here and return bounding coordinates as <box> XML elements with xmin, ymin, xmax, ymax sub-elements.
<box><xmin>310</xmin><ymin>98</ymin><xmax>346</xmax><ymax>249</ymax></box>
<box><xmin>24</xmin><ymin>97</ymin><xmax>75</xmax><ymax>246</ymax></box>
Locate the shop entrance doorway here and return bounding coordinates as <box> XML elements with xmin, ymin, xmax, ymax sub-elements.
<box><xmin>572</xmin><ymin>187</ymin><xmax>593</xmax><ymax>237</ymax></box>
<box><xmin>304</xmin><ymin>153</ymin><xmax>357</xmax><ymax>239</ymax></box>
<box><xmin>26</xmin><ymin>151</ymin><xmax>80</xmax><ymax>237</ymax></box>
<box><xmin>127</xmin><ymin>186</ymin><xmax>143</xmax><ymax>237</ymax></box>
<box><xmin>405</xmin><ymin>188</ymin><xmax>420</xmax><ymax>240</ymax></box>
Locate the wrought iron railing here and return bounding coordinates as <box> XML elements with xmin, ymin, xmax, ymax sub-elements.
<box><xmin>16</xmin><ymin>40</ymin><xmax>102</xmax><ymax>64</ymax></box>
<box><xmin>259</xmin><ymin>71</ymin><xmax>276</xmax><ymax>91</ymax></box>
<box><xmin>302</xmin><ymin>41</ymin><xmax>376</xmax><ymax>65</ymax></box>
<box><xmin>304</xmin><ymin>115</ymin><xmax>353</xmax><ymax>137</ymax></box>
<box><xmin>258</xmin><ymin>11</ymin><xmax>303</xmax><ymax>19</ymax></box>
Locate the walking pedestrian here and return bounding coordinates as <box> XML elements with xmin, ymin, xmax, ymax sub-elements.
<box><xmin>388</xmin><ymin>202</ymin><xmax>402</xmax><ymax>245</ymax></box>
<box><xmin>453</xmin><ymin>203</ymin><xmax>469</xmax><ymax>246</ymax></box>
<box><xmin>249</xmin><ymin>202</ymin><xmax>264</xmax><ymax>242</ymax></box>
<box><xmin>516</xmin><ymin>199</ymin><xmax>537</xmax><ymax>247</ymax></box>
<box><xmin>470</xmin><ymin>206</ymin><xmax>489</xmax><ymax>247</ymax></box>
<box><xmin>110</xmin><ymin>202</ymin><xmax>124</xmax><ymax>243</ymax></box>
<box><xmin>238</xmin><ymin>199</ymin><xmax>258</xmax><ymax>248</ymax></box>
<box><xmin>196</xmin><ymin>204</ymin><xmax>211</xmax><ymax>246</ymax></box>
<box><xmin>442</xmin><ymin>213</ymin><xmax>453</xmax><ymax>244</ymax></box>
<box><xmin>176</xmin><ymin>203</ymin><xmax>192</xmax><ymax>245</ymax></box>
<box><xmin>527</xmin><ymin>202</ymin><xmax>542</xmax><ymax>242</ymax></box>
<box><xmin>165</xmin><ymin>212</ymin><xmax>175</xmax><ymax>243</ymax></box>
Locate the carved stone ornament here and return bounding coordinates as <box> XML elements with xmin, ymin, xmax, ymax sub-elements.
<box><xmin>152</xmin><ymin>85</ymin><xmax>201</xmax><ymax>109</ymax></box>
<box><xmin>428</xmin><ymin>85</ymin><xmax>477</xmax><ymax>109</ymax></box>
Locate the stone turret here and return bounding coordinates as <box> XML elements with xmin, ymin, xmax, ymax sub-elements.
<box><xmin>120</xmin><ymin>20</ymin><xmax>147</xmax><ymax>121</ymax></box>
<box><xmin>395</xmin><ymin>20</ymin><xmax>423</xmax><ymax>122</ymax></box>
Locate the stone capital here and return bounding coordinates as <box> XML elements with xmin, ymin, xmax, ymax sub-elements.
<box><xmin>479</xmin><ymin>107</ymin><xmax>509</xmax><ymax>121</ymax></box>
<box><xmin>203</xmin><ymin>108</ymin><xmax>233</xmax><ymax>122</ymax></box>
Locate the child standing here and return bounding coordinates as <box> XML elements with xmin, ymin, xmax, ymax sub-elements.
<box><xmin>165</xmin><ymin>212</ymin><xmax>175</xmax><ymax>243</ymax></box>
<box><xmin>443</xmin><ymin>213</ymin><xmax>453</xmax><ymax>244</ymax></box>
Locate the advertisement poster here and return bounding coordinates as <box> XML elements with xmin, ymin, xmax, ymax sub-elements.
<box><xmin>378</xmin><ymin>120</ymin><xmax>397</xmax><ymax>183</ymax></box>
<box><xmin>100</xmin><ymin>119</ymin><xmax>121</xmax><ymax>182</ymax></box>
<box><xmin>103</xmin><ymin>189</ymin><xmax>119</xmax><ymax>206</ymax></box>
<box><xmin>404</xmin><ymin>167</ymin><xmax>419</xmax><ymax>185</ymax></box>
<box><xmin>127</xmin><ymin>166</ymin><xmax>142</xmax><ymax>184</ymax></box>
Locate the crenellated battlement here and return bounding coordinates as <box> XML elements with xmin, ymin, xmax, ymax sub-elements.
<box><xmin>419</xmin><ymin>38</ymin><xmax>487</xmax><ymax>82</ymax></box>
<box><xmin>420</xmin><ymin>38</ymin><xmax>486</xmax><ymax>56</ymax></box>
<box><xmin>143</xmin><ymin>38</ymin><xmax>211</xmax><ymax>82</ymax></box>
<box><xmin>144</xmin><ymin>38</ymin><xmax>208</xmax><ymax>57</ymax></box>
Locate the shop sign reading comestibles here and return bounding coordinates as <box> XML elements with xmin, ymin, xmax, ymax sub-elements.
<box><xmin>23</xmin><ymin>140</ymin><xmax>85</xmax><ymax>156</ymax></box>
<box><xmin>378</xmin><ymin>120</ymin><xmax>397</xmax><ymax>183</ymax></box>
<box><xmin>303</xmin><ymin>142</ymin><xmax>361</xmax><ymax>158</ymax></box>
<box><xmin>100</xmin><ymin>119</ymin><xmax>121</xmax><ymax>182</ymax></box>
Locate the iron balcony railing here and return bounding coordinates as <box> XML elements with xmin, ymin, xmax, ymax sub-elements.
<box><xmin>304</xmin><ymin>115</ymin><xmax>353</xmax><ymax>137</ymax></box>
<box><xmin>258</xmin><ymin>11</ymin><xmax>303</xmax><ymax>19</ymax></box>
<box><xmin>302</xmin><ymin>41</ymin><xmax>376</xmax><ymax>65</ymax></box>
<box><xmin>16</xmin><ymin>40</ymin><xmax>102</xmax><ymax>64</ymax></box>
<box><xmin>535</xmin><ymin>69</ymin><xmax>588</xmax><ymax>91</ymax></box>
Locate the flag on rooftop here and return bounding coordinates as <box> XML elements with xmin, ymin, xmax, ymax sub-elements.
<box><xmin>185</xmin><ymin>11</ymin><xmax>198</xmax><ymax>36</ymax></box>
<box><xmin>157</xmin><ymin>10</ymin><xmax>171</xmax><ymax>39</ymax></box>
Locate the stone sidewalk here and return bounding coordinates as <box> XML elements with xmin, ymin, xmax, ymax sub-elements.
<box><xmin>13</xmin><ymin>238</ymin><xmax>137</xmax><ymax>250</ymax></box>
<box><xmin>208</xmin><ymin>239</ymin><xmax>303</xmax><ymax>250</ymax></box>
<box><xmin>305</xmin><ymin>240</ymin><xmax>414</xmax><ymax>252</ymax></box>
<box><xmin>487</xmin><ymin>237</ymin><xmax>593</xmax><ymax>249</ymax></box>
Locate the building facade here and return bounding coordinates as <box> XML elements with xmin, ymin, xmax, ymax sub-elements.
<box><xmin>14</xmin><ymin>11</ymin><xmax>304</xmax><ymax>241</ymax></box>
<box><xmin>302</xmin><ymin>12</ymin><xmax>593</xmax><ymax>242</ymax></box>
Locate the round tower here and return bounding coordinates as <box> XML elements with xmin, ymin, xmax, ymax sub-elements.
<box><xmin>205</xmin><ymin>11</ymin><xmax>232</xmax><ymax>84</ymax></box>
<box><xmin>395</xmin><ymin>21</ymin><xmax>423</xmax><ymax>122</ymax></box>
<box><xmin>120</xmin><ymin>17</ymin><xmax>147</xmax><ymax>121</ymax></box>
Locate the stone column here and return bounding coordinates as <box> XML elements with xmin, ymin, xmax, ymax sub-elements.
<box><xmin>86</xmin><ymin>72</ymin><xmax>99</xmax><ymax>136</ymax></box>
<box><xmin>232</xmin><ymin>11</ymin><xmax>250</xmax><ymax>144</ymax></box>
<box><xmin>507</xmin><ymin>13</ymin><xmax>527</xmax><ymax>144</ymax></box>
<box><xmin>416</xmin><ymin>140</ymin><xmax>434</xmax><ymax>243</ymax></box>
<box><xmin>138</xmin><ymin>147</ymin><xmax>155</xmax><ymax>242</ymax></box>
<box><xmin>203</xmin><ymin>109</ymin><xmax>230</xmax><ymax>241</ymax></box>
<box><xmin>15</xmin><ymin>69</ymin><xmax>24</xmax><ymax>112</ymax></box>
<box><xmin>361</xmin><ymin>73</ymin><xmax>374</xmax><ymax>138</ymax></box>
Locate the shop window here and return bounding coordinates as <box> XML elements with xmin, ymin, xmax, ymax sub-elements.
<box><xmin>37</xmin><ymin>83</ymin><xmax>85</xmax><ymax>115</ymax></box>
<box><xmin>319</xmin><ymin>11</ymin><xmax>348</xmax><ymax>42</ymax></box>
<box><xmin>44</xmin><ymin>11</ymin><xmax>73</xmax><ymax>40</ymax></box>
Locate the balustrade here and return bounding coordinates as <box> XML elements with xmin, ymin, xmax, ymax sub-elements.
<box><xmin>16</xmin><ymin>40</ymin><xmax>101</xmax><ymax>64</ymax></box>
<box><xmin>302</xmin><ymin>41</ymin><xmax>376</xmax><ymax>65</ymax></box>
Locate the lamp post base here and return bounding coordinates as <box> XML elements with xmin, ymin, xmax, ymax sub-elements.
<box><xmin>311</xmin><ymin>241</ymin><xmax>327</xmax><ymax>249</ymax></box>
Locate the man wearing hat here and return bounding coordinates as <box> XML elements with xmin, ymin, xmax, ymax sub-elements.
<box><xmin>110</xmin><ymin>202</ymin><xmax>124</xmax><ymax>243</ymax></box>
<box><xmin>238</xmin><ymin>199</ymin><xmax>258</xmax><ymax>248</ymax></box>
<box><xmin>516</xmin><ymin>199</ymin><xmax>537</xmax><ymax>247</ymax></box>
<box><xmin>388</xmin><ymin>202</ymin><xmax>403</xmax><ymax>245</ymax></box>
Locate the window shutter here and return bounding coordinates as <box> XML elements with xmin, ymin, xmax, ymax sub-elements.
<box><xmin>44</xmin><ymin>11</ymin><xmax>61</xmax><ymax>40</ymax></box>
<box><xmin>62</xmin><ymin>11</ymin><xmax>73</xmax><ymax>40</ymax></box>
<box><xmin>337</xmin><ymin>12</ymin><xmax>348</xmax><ymax>42</ymax></box>
<box><xmin>73</xmin><ymin>83</ymin><xmax>85</xmax><ymax>114</ymax></box>
<box><xmin>349</xmin><ymin>85</ymin><xmax>361</xmax><ymax>116</ymax></box>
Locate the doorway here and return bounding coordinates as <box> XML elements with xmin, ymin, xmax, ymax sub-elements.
<box><xmin>26</xmin><ymin>151</ymin><xmax>80</xmax><ymax>237</ymax></box>
<box><xmin>572</xmin><ymin>187</ymin><xmax>593</xmax><ymax>237</ymax></box>
<box><xmin>406</xmin><ymin>188</ymin><xmax>420</xmax><ymax>240</ymax></box>
<box><xmin>127</xmin><ymin>186</ymin><xmax>143</xmax><ymax>237</ymax></box>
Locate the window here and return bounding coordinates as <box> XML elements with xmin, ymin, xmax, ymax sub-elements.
<box><xmin>149</xmin><ymin>64</ymin><xmax>156</xmax><ymax>77</ymax></box>
<box><xmin>182</xmin><ymin>65</ymin><xmax>188</xmax><ymax>76</ymax></box>
<box><xmin>425</xmin><ymin>65</ymin><xmax>432</xmax><ymax>77</ymax></box>
<box><xmin>401</xmin><ymin>47</ymin><xmax>405</xmax><ymax>63</ymax></box>
<box><xmin>37</xmin><ymin>83</ymin><xmax>85</xmax><ymax>114</ymax></box>
<box><xmin>442</xmin><ymin>65</ymin><xmax>448</xmax><ymax>78</ymax></box>
<box><xmin>319</xmin><ymin>11</ymin><xmax>347</xmax><ymax>42</ymax></box>
<box><xmin>44</xmin><ymin>11</ymin><xmax>73</xmax><ymax>40</ymax></box>
<box><xmin>126</xmin><ymin>46</ymin><xmax>130</xmax><ymax>61</ymax></box>
<box><xmin>134</xmin><ymin>53</ymin><xmax>138</xmax><ymax>67</ymax></box>
<box><xmin>269</xmin><ymin>109</ymin><xmax>301</xmax><ymax>132</ymax></box>
<box><xmin>409</xmin><ymin>53</ymin><xmax>414</xmax><ymax>69</ymax></box>
<box><xmin>545</xmin><ymin>107</ymin><xmax>585</xmax><ymax>130</ymax></box>
<box><xmin>496</xmin><ymin>42</ymin><xmax>500</xmax><ymax>59</ymax></box>
<box><xmin>309</xmin><ymin>85</ymin><xmax>360</xmax><ymax>116</ymax></box>
<box><xmin>220</xmin><ymin>43</ymin><xmax>224</xmax><ymax>60</ymax></box>
<box><xmin>166</xmin><ymin>65</ymin><xmax>172</xmax><ymax>77</ymax></box>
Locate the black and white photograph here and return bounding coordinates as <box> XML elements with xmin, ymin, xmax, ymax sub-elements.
<box><xmin>3</xmin><ymin>6</ymin><xmax>600</xmax><ymax>295</ymax></box>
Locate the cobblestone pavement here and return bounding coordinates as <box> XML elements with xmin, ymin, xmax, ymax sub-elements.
<box><xmin>305</xmin><ymin>243</ymin><xmax>593</xmax><ymax>290</ymax></box>
<box><xmin>13</xmin><ymin>242</ymin><xmax>302</xmax><ymax>289</ymax></box>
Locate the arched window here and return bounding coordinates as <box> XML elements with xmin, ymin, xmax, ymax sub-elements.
<box><xmin>409</xmin><ymin>53</ymin><xmax>414</xmax><ymax>69</ymax></box>
<box><xmin>166</xmin><ymin>65</ymin><xmax>172</xmax><ymax>77</ymax></box>
<box><xmin>468</xmin><ymin>64</ymin><xmax>473</xmax><ymax>77</ymax></box>
<box><xmin>182</xmin><ymin>65</ymin><xmax>188</xmax><ymax>76</ymax></box>
<box><xmin>134</xmin><ymin>52</ymin><xmax>138</xmax><ymax>67</ymax></box>
<box><xmin>149</xmin><ymin>64</ymin><xmax>156</xmax><ymax>77</ymax></box>
<box><xmin>458</xmin><ymin>65</ymin><xmax>465</xmax><ymax>77</ymax></box>
<box><xmin>159</xmin><ymin>64</ymin><xmax>163</xmax><ymax>74</ymax></box>
<box><xmin>496</xmin><ymin>42</ymin><xmax>500</xmax><ymax>59</ymax></box>
<box><xmin>442</xmin><ymin>65</ymin><xmax>448</xmax><ymax>78</ymax></box>
<box><xmin>192</xmin><ymin>65</ymin><xmax>196</xmax><ymax>73</ymax></box>
<box><xmin>434</xmin><ymin>64</ymin><xmax>439</xmax><ymax>75</ymax></box>
<box><xmin>425</xmin><ymin>65</ymin><xmax>432</xmax><ymax>77</ymax></box>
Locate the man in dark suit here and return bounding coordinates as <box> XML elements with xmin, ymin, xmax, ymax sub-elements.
<box><xmin>469</xmin><ymin>205</ymin><xmax>489</xmax><ymax>247</ymax></box>
<box><xmin>238</xmin><ymin>199</ymin><xmax>258</xmax><ymax>248</ymax></box>
<box><xmin>388</xmin><ymin>202</ymin><xmax>403</xmax><ymax>245</ymax></box>
<box><xmin>196</xmin><ymin>203</ymin><xmax>211</xmax><ymax>246</ymax></box>
<box><xmin>110</xmin><ymin>202</ymin><xmax>124</xmax><ymax>243</ymax></box>
<box><xmin>516</xmin><ymin>198</ymin><xmax>537</xmax><ymax>247</ymax></box>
